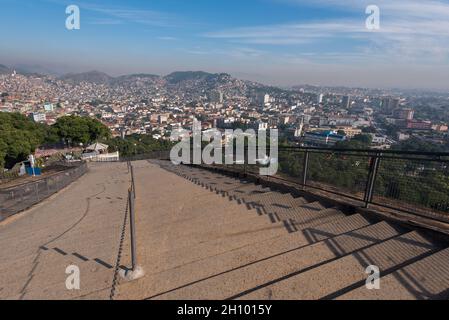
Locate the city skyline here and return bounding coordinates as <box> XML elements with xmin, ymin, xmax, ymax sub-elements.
<box><xmin>1</xmin><ymin>0</ymin><xmax>449</xmax><ymax>90</ymax></box>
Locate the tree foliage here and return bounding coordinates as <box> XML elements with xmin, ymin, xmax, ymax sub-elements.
<box><xmin>335</xmin><ymin>134</ymin><xmax>373</xmax><ymax>149</ymax></box>
<box><xmin>104</xmin><ymin>134</ymin><xmax>173</xmax><ymax>157</ymax></box>
<box><xmin>0</xmin><ymin>113</ymin><xmax>111</xmax><ymax>169</ymax></box>
<box><xmin>0</xmin><ymin>113</ymin><xmax>46</xmax><ymax>168</ymax></box>
<box><xmin>52</xmin><ymin>115</ymin><xmax>111</xmax><ymax>146</ymax></box>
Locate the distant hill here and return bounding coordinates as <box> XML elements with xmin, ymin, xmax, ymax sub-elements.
<box><xmin>14</xmin><ymin>64</ymin><xmax>55</xmax><ymax>76</ymax></box>
<box><xmin>0</xmin><ymin>64</ymin><xmax>11</xmax><ymax>75</ymax></box>
<box><xmin>58</xmin><ymin>71</ymin><xmax>113</xmax><ymax>84</ymax></box>
<box><xmin>118</xmin><ymin>73</ymin><xmax>160</xmax><ymax>79</ymax></box>
<box><xmin>164</xmin><ymin>71</ymin><xmax>231</xmax><ymax>85</ymax></box>
<box><xmin>30</xmin><ymin>68</ymin><xmax>288</xmax><ymax>99</ymax></box>
<box><xmin>113</xmin><ymin>73</ymin><xmax>160</xmax><ymax>83</ymax></box>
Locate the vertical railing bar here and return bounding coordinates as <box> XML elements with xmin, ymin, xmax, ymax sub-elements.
<box><xmin>364</xmin><ymin>152</ymin><xmax>381</xmax><ymax>208</ymax></box>
<box><xmin>363</xmin><ymin>155</ymin><xmax>375</xmax><ymax>204</ymax></box>
<box><xmin>130</xmin><ymin>163</ymin><xmax>136</xmax><ymax>199</ymax></box>
<box><xmin>302</xmin><ymin>150</ymin><xmax>309</xmax><ymax>188</ymax></box>
<box><xmin>244</xmin><ymin>145</ymin><xmax>247</xmax><ymax>176</ymax></box>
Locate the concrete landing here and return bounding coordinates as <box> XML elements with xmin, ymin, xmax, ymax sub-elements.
<box><xmin>0</xmin><ymin>162</ymin><xmax>130</xmax><ymax>300</ymax></box>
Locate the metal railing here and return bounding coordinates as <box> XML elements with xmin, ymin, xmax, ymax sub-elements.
<box><xmin>82</xmin><ymin>151</ymin><xmax>121</xmax><ymax>162</ymax></box>
<box><xmin>111</xmin><ymin>146</ymin><xmax>449</xmax><ymax>223</ymax></box>
<box><xmin>0</xmin><ymin>162</ymin><xmax>88</xmax><ymax>221</ymax></box>
<box><xmin>120</xmin><ymin>150</ymin><xmax>170</xmax><ymax>162</ymax></box>
<box><xmin>240</xmin><ymin>146</ymin><xmax>449</xmax><ymax>222</ymax></box>
<box><xmin>0</xmin><ymin>166</ymin><xmax>20</xmax><ymax>181</ymax></box>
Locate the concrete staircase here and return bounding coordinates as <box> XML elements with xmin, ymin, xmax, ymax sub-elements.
<box><xmin>148</xmin><ymin>160</ymin><xmax>449</xmax><ymax>300</ymax></box>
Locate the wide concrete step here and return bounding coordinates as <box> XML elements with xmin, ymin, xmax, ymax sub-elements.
<box><xmin>140</xmin><ymin>196</ymin><xmax>289</xmax><ymax>260</ymax></box>
<box><xmin>0</xmin><ymin>203</ymin><xmax>126</xmax><ymax>255</ymax></box>
<box><xmin>176</xmin><ymin>174</ymin><xmax>245</xmax><ymax>192</ymax></box>
<box><xmin>247</xmin><ymin>199</ymin><xmax>344</xmax><ymax>232</ymax></box>
<box><xmin>284</xmin><ymin>208</ymin><xmax>347</xmax><ymax>232</ymax></box>
<box><xmin>0</xmin><ymin>226</ymin><xmax>122</xmax><ymax>270</ymax></box>
<box><xmin>0</xmin><ymin>254</ymin><xmax>115</xmax><ymax>300</ymax></box>
<box><xmin>121</xmin><ymin>214</ymin><xmax>379</xmax><ymax>299</ymax></box>
<box><xmin>228</xmin><ymin>190</ymin><xmax>308</xmax><ymax>211</ymax></box>
<box><xmin>220</xmin><ymin>183</ymin><xmax>272</xmax><ymax>197</ymax></box>
<box><xmin>161</xmin><ymin>165</ymin><xmax>308</xmax><ymax>209</ymax></box>
<box><xmin>236</xmin><ymin>191</ymin><xmax>308</xmax><ymax>213</ymax></box>
<box><xmin>0</xmin><ymin>229</ymin><xmax>122</xmax><ymax>281</ymax></box>
<box><xmin>150</xmin><ymin>220</ymin><xmax>406</xmax><ymax>299</ymax></box>
<box><xmin>238</xmin><ymin>230</ymin><xmax>440</xmax><ymax>300</ymax></box>
<box><xmin>336</xmin><ymin>246</ymin><xmax>449</xmax><ymax>300</ymax></box>
<box><xmin>204</xmin><ymin>180</ymin><xmax>256</xmax><ymax>193</ymax></box>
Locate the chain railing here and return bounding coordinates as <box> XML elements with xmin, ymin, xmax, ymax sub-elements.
<box><xmin>119</xmin><ymin>161</ymin><xmax>143</xmax><ymax>281</ymax></box>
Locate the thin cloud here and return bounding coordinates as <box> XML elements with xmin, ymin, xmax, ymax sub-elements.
<box><xmin>86</xmin><ymin>5</ymin><xmax>179</xmax><ymax>27</ymax></box>
<box><xmin>157</xmin><ymin>36</ymin><xmax>178</xmax><ymax>41</ymax></box>
<box><xmin>43</xmin><ymin>0</ymin><xmax>181</xmax><ymax>27</ymax></box>
<box><xmin>204</xmin><ymin>0</ymin><xmax>449</xmax><ymax>64</ymax></box>
<box><xmin>87</xmin><ymin>18</ymin><xmax>123</xmax><ymax>25</ymax></box>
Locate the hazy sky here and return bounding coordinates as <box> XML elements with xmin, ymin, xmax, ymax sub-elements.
<box><xmin>1</xmin><ymin>0</ymin><xmax>449</xmax><ymax>90</ymax></box>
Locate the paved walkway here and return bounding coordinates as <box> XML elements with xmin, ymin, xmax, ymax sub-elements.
<box><xmin>0</xmin><ymin>162</ymin><xmax>129</xmax><ymax>300</ymax></box>
<box><xmin>2</xmin><ymin>160</ymin><xmax>449</xmax><ymax>300</ymax></box>
<box><xmin>114</xmin><ymin>160</ymin><xmax>288</xmax><ymax>299</ymax></box>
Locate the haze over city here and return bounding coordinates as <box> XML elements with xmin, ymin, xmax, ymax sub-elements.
<box><xmin>1</xmin><ymin>0</ymin><xmax>449</xmax><ymax>90</ymax></box>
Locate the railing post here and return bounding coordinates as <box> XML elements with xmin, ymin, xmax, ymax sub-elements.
<box><xmin>128</xmin><ymin>188</ymin><xmax>138</xmax><ymax>272</ymax></box>
<box><xmin>35</xmin><ymin>183</ymin><xmax>39</xmax><ymax>202</ymax></box>
<box><xmin>243</xmin><ymin>146</ymin><xmax>247</xmax><ymax>176</ymax></box>
<box><xmin>302</xmin><ymin>150</ymin><xmax>309</xmax><ymax>188</ymax></box>
<box><xmin>130</xmin><ymin>163</ymin><xmax>136</xmax><ymax>199</ymax></box>
<box><xmin>364</xmin><ymin>152</ymin><xmax>381</xmax><ymax>208</ymax></box>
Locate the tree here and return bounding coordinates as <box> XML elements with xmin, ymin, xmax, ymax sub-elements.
<box><xmin>0</xmin><ymin>113</ymin><xmax>46</xmax><ymax>168</ymax></box>
<box><xmin>352</xmin><ymin>134</ymin><xmax>373</xmax><ymax>145</ymax></box>
<box><xmin>105</xmin><ymin>134</ymin><xmax>173</xmax><ymax>157</ymax></box>
<box><xmin>393</xmin><ymin>137</ymin><xmax>447</xmax><ymax>153</ymax></box>
<box><xmin>362</xmin><ymin>126</ymin><xmax>376</xmax><ymax>134</ymax></box>
<box><xmin>0</xmin><ymin>114</ymin><xmax>111</xmax><ymax>169</ymax></box>
<box><xmin>335</xmin><ymin>134</ymin><xmax>372</xmax><ymax>150</ymax></box>
<box><xmin>53</xmin><ymin>116</ymin><xmax>110</xmax><ymax>146</ymax></box>
<box><xmin>0</xmin><ymin>140</ymin><xmax>7</xmax><ymax>169</ymax></box>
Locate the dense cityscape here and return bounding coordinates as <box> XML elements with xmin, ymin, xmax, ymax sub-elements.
<box><xmin>1</xmin><ymin>64</ymin><xmax>448</xmax><ymax>157</ymax></box>
<box><xmin>3</xmin><ymin>0</ymin><xmax>449</xmax><ymax>304</ymax></box>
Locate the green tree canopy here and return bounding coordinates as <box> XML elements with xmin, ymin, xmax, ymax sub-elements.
<box><xmin>0</xmin><ymin>113</ymin><xmax>111</xmax><ymax>169</ymax></box>
<box><xmin>0</xmin><ymin>112</ymin><xmax>46</xmax><ymax>168</ymax></box>
<box><xmin>105</xmin><ymin>134</ymin><xmax>173</xmax><ymax>157</ymax></box>
<box><xmin>53</xmin><ymin>115</ymin><xmax>111</xmax><ymax>146</ymax></box>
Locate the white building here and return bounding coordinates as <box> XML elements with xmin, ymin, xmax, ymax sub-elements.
<box><xmin>30</xmin><ymin>113</ymin><xmax>46</xmax><ymax>123</ymax></box>
<box><xmin>370</xmin><ymin>134</ymin><xmax>387</xmax><ymax>144</ymax></box>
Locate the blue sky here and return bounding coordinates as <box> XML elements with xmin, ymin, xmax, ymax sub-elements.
<box><xmin>1</xmin><ymin>0</ymin><xmax>449</xmax><ymax>89</ymax></box>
